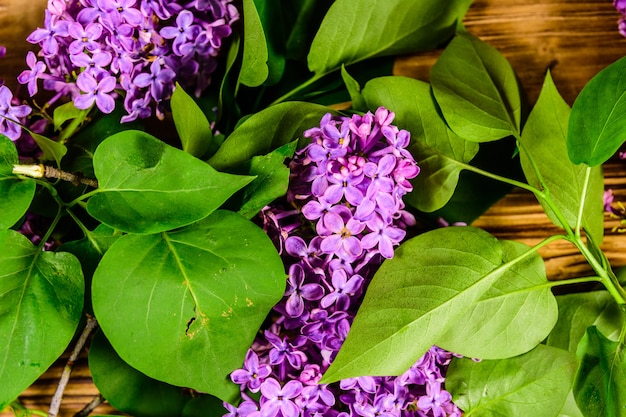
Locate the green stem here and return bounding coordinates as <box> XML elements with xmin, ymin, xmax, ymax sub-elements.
<box><xmin>67</xmin><ymin>188</ymin><xmax>100</xmax><ymax>208</ymax></box>
<box><xmin>56</xmin><ymin>107</ymin><xmax>91</xmax><ymax>144</ymax></box>
<box><xmin>575</xmin><ymin>166</ymin><xmax>592</xmax><ymax>238</ymax></box>
<box><xmin>269</xmin><ymin>72</ymin><xmax>327</xmax><ymax>106</ymax></box>
<box><xmin>38</xmin><ymin>205</ymin><xmax>63</xmax><ymax>250</ymax></box>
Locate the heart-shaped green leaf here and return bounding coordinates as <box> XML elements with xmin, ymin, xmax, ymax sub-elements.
<box><xmin>567</xmin><ymin>56</ymin><xmax>626</xmax><ymax>167</ymax></box>
<box><xmin>0</xmin><ymin>230</ymin><xmax>84</xmax><ymax>409</ymax></box>
<box><xmin>308</xmin><ymin>0</ymin><xmax>472</xmax><ymax>75</ymax></box>
<box><xmin>88</xmin><ymin>130</ymin><xmax>254</xmax><ymax>234</ymax></box>
<box><xmin>362</xmin><ymin>76</ymin><xmax>478</xmax><ymax>212</ymax></box>
<box><xmin>92</xmin><ymin>210</ymin><xmax>285</xmax><ymax>403</ymax></box>
<box><xmin>431</xmin><ymin>32</ymin><xmax>521</xmax><ymax>142</ymax></box>
<box><xmin>171</xmin><ymin>83</ymin><xmax>213</xmax><ymax>158</ymax></box>
<box><xmin>447</xmin><ymin>345</ymin><xmax>577</xmax><ymax>417</ymax></box>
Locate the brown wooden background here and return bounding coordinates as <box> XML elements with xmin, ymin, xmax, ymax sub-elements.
<box><xmin>1</xmin><ymin>0</ymin><xmax>626</xmax><ymax>415</ymax></box>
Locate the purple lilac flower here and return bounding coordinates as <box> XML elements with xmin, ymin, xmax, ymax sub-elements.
<box><xmin>0</xmin><ymin>85</ymin><xmax>32</xmax><ymax>140</ymax></box>
<box><xmin>225</xmin><ymin>108</ymin><xmax>461</xmax><ymax>417</ymax></box>
<box><xmin>20</xmin><ymin>0</ymin><xmax>239</xmax><ymax>121</ymax></box>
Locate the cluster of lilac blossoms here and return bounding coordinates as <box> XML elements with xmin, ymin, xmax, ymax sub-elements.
<box><xmin>224</xmin><ymin>108</ymin><xmax>461</xmax><ymax>417</ymax></box>
<box><xmin>19</xmin><ymin>0</ymin><xmax>238</xmax><ymax>121</ymax></box>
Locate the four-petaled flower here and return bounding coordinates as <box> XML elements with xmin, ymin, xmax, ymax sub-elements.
<box><xmin>259</xmin><ymin>378</ymin><xmax>303</xmax><ymax>417</ymax></box>
<box><xmin>0</xmin><ymin>86</ymin><xmax>32</xmax><ymax>140</ymax></box>
<box><xmin>230</xmin><ymin>350</ymin><xmax>272</xmax><ymax>393</ymax></box>
<box><xmin>74</xmin><ymin>72</ymin><xmax>117</xmax><ymax>113</ymax></box>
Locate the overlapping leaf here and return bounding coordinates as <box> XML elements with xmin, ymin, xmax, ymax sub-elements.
<box><xmin>0</xmin><ymin>135</ymin><xmax>36</xmax><ymax>229</ymax></box>
<box><xmin>447</xmin><ymin>345</ymin><xmax>577</xmax><ymax>417</ymax></box>
<box><xmin>308</xmin><ymin>0</ymin><xmax>473</xmax><ymax>74</ymax></box>
<box><xmin>362</xmin><ymin>76</ymin><xmax>478</xmax><ymax>212</ymax></box>
<box><xmin>0</xmin><ymin>230</ymin><xmax>84</xmax><ymax>409</ymax></box>
<box><xmin>91</xmin><ymin>210</ymin><xmax>285</xmax><ymax>403</ymax></box>
<box><xmin>431</xmin><ymin>32</ymin><xmax>521</xmax><ymax>142</ymax></box>
<box><xmin>88</xmin><ymin>130</ymin><xmax>254</xmax><ymax>234</ymax></box>
<box><xmin>171</xmin><ymin>83</ymin><xmax>213</xmax><ymax>158</ymax></box>
<box><xmin>208</xmin><ymin>102</ymin><xmax>333</xmax><ymax>171</ymax></box>
<box><xmin>321</xmin><ymin>227</ymin><xmax>556</xmax><ymax>383</ymax></box>
<box><xmin>239</xmin><ymin>0</ymin><xmax>269</xmax><ymax>87</ymax></box>
<box><xmin>520</xmin><ymin>71</ymin><xmax>604</xmax><ymax>242</ymax></box>
<box><xmin>568</xmin><ymin>56</ymin><xmax>626</xmax><ymax>166</ymax></box>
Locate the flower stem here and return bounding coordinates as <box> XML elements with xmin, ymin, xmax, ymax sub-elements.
<box><xmin>269</xmin><ymin>73</ymin><xmax>327</xmax><ymax>106</ymax></box>
<box><xmin>48</xmin><ymin>315</ymin><xmax>98</xmax><ymax>417</ymax></box>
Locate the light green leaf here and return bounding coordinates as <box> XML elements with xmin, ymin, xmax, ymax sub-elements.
<box><xmin>520</xmin><ymin>71</ymin><xmax>604</xmax><ymax>243</ymax></box>
<box><xmin>30</xmin><ymin>131</ymin><xmax>67</xmax><ymax>166</ymax></box>
<box><xmin>171</xmin><ymin>83</ymin><xmax>213</xmax><ymax>158</ymax></box>
<box><xmin>0</xmin><ymin>230</ymin><xmax>84</xmax><ymax>409</ymax></box>
<box><xmin>91</xmin><ymin>210</ymin><xmax>285</xmax><ymax>403</ymax></box>
<box><xmin>567</xmin><ymin>56</ymin><xmax>626</xmax><ymax>166</ymax></box>
<box><xmin>87</xmin><ymin>130</ymin><xmax>254</xmax><ymax>234</ymax></box>
<box><xmin>559</xmin><ymin>390</ymin><xmax>585</xmax><ymax>417</ymax></box>
<box><xmin>431</xmin><ymin>32</ymin><xmax>521</xmax><ymax>142</ymax></box>
<box><xmin>239</xmin><ymin>0</ymin><xmax>269</xmax><ymax>87</ymax></box>
<box><xmin>438</xmin><ymin>240</ymin><xmax>557</xmax><ymax>358</ymax></box>
<box><xmin>89</xmin><ymin>331</ymin><xmax>191</xmax><ymax>417</ymax></box>
<box><xmin>321</xmin><ymin>227</ymin><xmax>549</xmax><ymax>383</ymax></box>
<box><xmin>447</xmin><ymin>345</ymin><xmax>577</xmax><ymax>417</ymax></box>
<box><xmin>53</xmin><ymin>101</ymin><xmax>88</xmax><ymax>131</ymax></box>
<box><xmin>238</xmin><ymin>141</ymin><xmax>297</xmax><ymax>219</ymax></box>
<box><xmin>574</xmin><ymin>326</ymin><xmax>626</xmax><ymax>416</ymax></box>
<box><xmin>361</xmin><ymin>76</ymin><xmax>478</xmax><ymax>212</ymax></box>
<box><xmin>308</xmin><ymin>0</ymin><xmax>473</xmax><ymax>74</ymax></box>
<box><xmin>208</xmin><ymin>102</ymin><xmax>333</xmax><ymax>171</ymax></box>
<box><xmin>546</xmin><ymin>291</ymin><xmax>623</xmax><ymax>353</ymax></box>
<box><xmin>341</xmin><ymin>65</ymin><xmax>366</xmax><ymax>111</ymax></box>
<box><xmin>0</xmin><ymin>135</ymin><xmax>36</xmax><ymax>229</ymax></box>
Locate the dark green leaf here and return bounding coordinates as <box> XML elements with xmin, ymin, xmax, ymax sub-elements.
<box><xmin>0</xmin><ymin>230</ymin><xmax>84</xmax><ymax>409</ymax></box>
<box><xmin>321</xmin><ymin>227</ymin><xmax>550</xmax><ymax>383</ymax></box>
<box><xmin>447</xmin><ymin>345</ymin><xmax>577</xmax><ymax>417</ymax></box>
<box><xmin>307</xmin><ymin>0</ymin><xmax>473</xmax><ymax>74</ymax></box>
<box><xmin>89</xmin><ymin>331</ymin><xmax>191</xmax><ymax>417</ymax></box>
<box><xmin>567</xmin><ymin>56</ymin><xmax>626</xmax><ymax>166</ymax></box>
<box><xmin>239</xmin><ymin>0</ymin><xmax>269</xmax><ymax>87</ymax></box>
<box><xmin>88</xmin><ymin>130</ymin><xmax>254</xmax><ymax>234</ymax></box>
<box><xmin>520</xmin><ymin>71</ymin><xmax>604</xmax><ymax>242</ymax></box>
<box><xmin>361</xmin><ymin>76</ymin><xmax>478</xmax><ymax>212</ymax></box>
<box><xmin>209</xmin><ymin>102</ymin><xmax>333</xmax><ymax>171</ymax></box>
<box><xmin>438</xmin><ymin>240</ymin><xmax>557</xmax><ymax>359</ymax></box>
<box><xmin>181</xmin><ymin>395</ymin><xmax>225</xmax><ymax>417</ymax></box>
<box><xmin>546</xmin><ymin>291</ymin><xmax>623</xmax><ymax>353</ymax></box>
<box><xmin>431</xmin><ymin>32</ymin><xmax>521</xmax><ymax>142</ymax></box>
<box><xmin>253</xmin><ymin>0</ymin><xmax>286</xmax><ymax>86</ymax></box>
<box><xmin>238</xmin><ymin>141</ymin><xmax>297</xmax><ymax>219</ymax></box>
<box><xmin>0</xmin><ymin>135</ymin><xmax>36</xmax><ymax>229</ymax></box>
<box><xmin>285</xmin><ymin>0</ymin><xmax>334</xmax><ymax>61</ymax></box>
<box><xmin>574</xmin><ymin>326</ymin><xmax>626</xmax><ymax>417</ymax></box>
<box><xmin>91</xmin><ymin>210</ymin><xmax>285</xmax><ymax>403</ymax></box>
<box><xmin>171</xmin><ymin>83</ymin><xmax>213</xmax><ymax>158</ymax></box>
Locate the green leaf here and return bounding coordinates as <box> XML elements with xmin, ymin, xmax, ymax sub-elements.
<box><xmin>361</xmin><ymin>76</ymin><xmax>479</xmax><ymax>212</ymax></box>
<box><xmin>447</xmin><ymin>345</ymin><xmax>577</xmax><ymax>417</ymax></box>
<box><xmin>89</xmin><ymin>331</ymin><xmax>191</xmax><ymax>417</ymax></box>
<box><xmin>438</xmin><ymin>240</ymin><xmax>557</xmax><ymax>359</ymax></box>
<box><xmin>574</xmin><ymin>326</ymin><xmax>626</xmax><ymax>417</ymax></box>
<box><xmin>253</xmin><ymin>0</ymin><xmax>286</xmax><ymax>86</ymax></box>
<box><xmin>560</xmin><ymin>390</ymin><xmax>585</xmax><ymax>417</ymax></box>
<box><xmin>341</xmin><ymin>65</ymin><xmax>366</xmax><ymax>111</ymax></box>
<box><xmin>91</xmin><ymin>210</ymin><xmax>285</xmax><ymax>403</ymax></box>
<box><xmin>567</xmin><ymin>56</ymin><xmax>626</xmax><ymax>166</ymax></box>
<box><xmin>181</xmin><ymin>395</ymin><xmax>225</xmax><ymax>417</ymax></box>
<box><xmin>30</xmin><ymin>131</ymin><xmax>67</xmax><ymax>166</ymax></box>
<box><xmin>171</xmin><ymin>83</ymin><xmax>213</xmax><ymax>158</ymax></box>
<box><xmin>431</xmin><ymin>32</ymin><xmax>522</xmax><ymax>142</ymax></box>
<box><xmin>238</xmin><ymin>141</ymin><xmax>297</xmax><ymax>219</ymax></box>
<box><xmin>307</xmin><ymin>0</ymin><xmax>473</xmax><ymax>75</ymax></box>
<box><xmin>208</xmin><ymin>102</ymin><xmax>333</xmax><ymax>171</ymax></box>
<box><xmin>520</xmin><ymin>71</ymin><xmax>604</xmax><ymax>243</ymax></box>
<box><xmin>546</xmin><ymin>291</ymin><xmax>623</xmax><ymax>353</ymax></box>
<box><xmin>0</xmin><ymin>136</ymin><xmax>36</xmax><ymax>229</ymax></box>
<box><xmin>239</xmin><ymin>0</ymin><xmax>269</xmax><ymax>87</ymax></box>
<box><xmin>53</xmin><ymin>101</ymin><xmax>88</xmax><ymax>131</ymax></box>
<box><xmin>321</xmin><ymin>227</ymin><xmax>549</xmax><ymax>383</ymax></box>
<box><xmin>87</xmin><ymin>130</ymin><xmax>254</xmax><ymax>234</ymax></box>
<box><xmin>0</xmin><ymin>230</ymin><xmax>84</xmax><ymax>409</ymax></box>
<box><xmin>285</xmin><ymin>0</ymin><xmax>334</xmax><ymax>61</ymax></box>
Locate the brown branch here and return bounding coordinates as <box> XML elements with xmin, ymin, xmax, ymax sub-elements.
<box><xmin>48</xmin><ymin>315</ymin><xmax>99</xmax><ymax>417</ymax></box>
<box><xmin>73</xmin><ymin>394</ymin><xmax>105</xmax><ymax>417</ymax></box>
<box><xmin>44</xmin><ymin>166</ymin><xmax>99</xmax><ymax>188</ymax></box>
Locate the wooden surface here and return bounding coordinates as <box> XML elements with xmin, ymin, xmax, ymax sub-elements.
<box><xmin>1</xmin><ymin>0</ymin><xmax>626</xmax><ymax>416</ymax></box>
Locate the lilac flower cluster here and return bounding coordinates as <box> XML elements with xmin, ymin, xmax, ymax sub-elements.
<box><xmin>224</xmin><ymin>108</ymin><xmax>461</xmax><ymax>417</ymax></box>
<box><xmin>615</xmin><ymin>0</ymin><xmax>626</xmax><ymax>36</ymax></box>
<box><xmin>19</xmin><ymin>0</ymin><xmax>238</xmax><ymax>121</ymax></box>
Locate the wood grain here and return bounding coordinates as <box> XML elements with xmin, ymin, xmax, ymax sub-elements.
<box><xmin>1</xmin><ymin>0</ymin><xmax>626</xmax><ymax>416</ymax></box>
